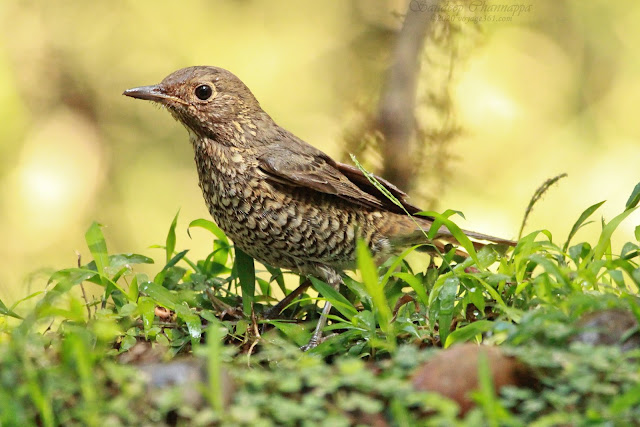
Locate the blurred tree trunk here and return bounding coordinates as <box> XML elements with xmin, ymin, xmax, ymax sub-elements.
<box><xmin>377</xmin><ymin>1</ymin><xmax>438</xmax><ymax>190</ymax></box>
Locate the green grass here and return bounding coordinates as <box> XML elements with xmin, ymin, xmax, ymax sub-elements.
<box><xmin>1</xmin><ymin>182</ymin><xmax>639</xmax><ymax>425</ymax></box>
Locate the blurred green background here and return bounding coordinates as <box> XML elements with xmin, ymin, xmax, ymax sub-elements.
<box><xmin>1</xmin><ymin>0</ymin><xmax>639</xmax><ymax>303</ymax></box>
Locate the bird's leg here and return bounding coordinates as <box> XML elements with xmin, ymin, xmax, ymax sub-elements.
<box><xmin>301</xmin><ymin>300</ymin><xmax>333</xmax><ymax>351</ymax></box>
<box><xmin>301</xmin><ymin>268</ymin><xmax>343</xmax><ymax>351</ymax></box>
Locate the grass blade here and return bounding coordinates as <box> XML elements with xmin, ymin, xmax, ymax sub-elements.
<box><xmin>188</xmin><ymin>218</ymin><xmax>229</xmax><ymax>244</ymax></box>
<box><xmin>418</xmin><ymin>210</ymin><xmax>479</xmax><ymax>266</ymax></box>
<box><xmin>563</xmin><ymin>200</ymin><xmax>605</xmax><ymax>252</ymax></box>
<box><xmin>165</xmin><ymin>210</ymin><xmax>180</xmax><ymax>264</ymax></box>
<box><xmin>234</xmin><ymin>248</ymin><xmax>255</xmax><ymax>316</ymax></box>
<box><xmin>309</xmin><ymin>277</ymin><xmax>358</xmax><ymax>319</ymax></box>
<box><xmin>585</xmin><ymin>206</ymin><xmax>639</xmax><ymax>266</ymax></box>
<box><xmin>444</xmin><ymin>320</ymin><xmax>493</xmax><ymax>348</ymax></box>
<box><xmin>625</xmin><ymin>182</ymin><xmax>640</xmax><ymax>210</ymax></box>
<box><xmin>393</xmin><ymin>272</ymin><xmax>429</xmax><ymax>307</ymax></box>
<box><xmin>357</xmin><ymin>240</ymin><xmax>393</xmax><ymax>339</ymax></box>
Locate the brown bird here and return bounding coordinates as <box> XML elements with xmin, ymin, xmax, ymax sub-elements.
<box><xmin>123</xmin><ymin>66</ymin><xmax>514</xmax><ymax>349</ymax></box>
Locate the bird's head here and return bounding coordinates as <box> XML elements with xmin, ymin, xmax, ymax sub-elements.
<box><xmin>123</xmin><ymin>66</ymin><xmax>264</xmax><ymax>140</ymax></box>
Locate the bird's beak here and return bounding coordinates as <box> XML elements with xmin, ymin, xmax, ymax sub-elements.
<box><xmin>123</xmin><ymin>84</ymin><xmax>173</xmax><ymax>103</ymax></box>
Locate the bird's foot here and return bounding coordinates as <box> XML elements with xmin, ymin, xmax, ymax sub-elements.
<box><xmin>300</xmin><ymin>333</ymin><xmax>337</xmax><ymax>352</ymax></box>
<box><xmin>300</xmin><ymin>339</ymin><xmax>318</xmax><ymax>352</ymax></box>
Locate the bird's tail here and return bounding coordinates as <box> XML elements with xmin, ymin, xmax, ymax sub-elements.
<box><xmin>384</xmin><ymin>214</ymin><xmax>516</xmax><ymax>253</ymax></box>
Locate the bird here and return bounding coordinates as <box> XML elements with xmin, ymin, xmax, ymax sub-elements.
<box><xmin>123</xmin><ymin>66</ymin><xmax>515</xmax><ymax>350</ymax></box>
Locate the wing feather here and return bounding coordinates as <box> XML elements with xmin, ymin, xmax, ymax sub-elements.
<box><xmin>255</xmin><ymin>129</ymin><xmax>428</xmax><ymax>216</ymax></box>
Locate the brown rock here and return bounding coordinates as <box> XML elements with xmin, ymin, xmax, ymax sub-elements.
<box><xmin>411</xmin><ymin>344</ymin><xmax>533</xmax><ymax>415</ymax></box>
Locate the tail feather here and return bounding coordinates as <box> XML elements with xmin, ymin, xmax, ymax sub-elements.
<box><xmin>386</xmin><ymin>214</ymin><xmax>516</xmax><ymax>251</ymax></box>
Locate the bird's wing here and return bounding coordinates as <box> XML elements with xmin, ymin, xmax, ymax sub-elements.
<box><xmin>256</xmin><ymin>134</ymin><xmax>422</xmax><ymax>214</ymax></box>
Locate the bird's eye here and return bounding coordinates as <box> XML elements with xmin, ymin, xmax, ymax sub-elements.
<box><xmin>194</xmin><ymin>84</ymin><xmax>213</xmax><ymax>100</ymax></box>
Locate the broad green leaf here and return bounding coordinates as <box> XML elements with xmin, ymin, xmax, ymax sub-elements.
<box><xmin>139</xmin><ymin>281</ymin><xmax>201</xmax><ymax>339</ymax></box>
<box><xmin>174</xmin><ymin>303</ymin><xmax>202</xmax><ymax>339</ymax></box>
<box><xmin>468</xmin><ymin>284</ymin><xmax>486</xmax><ymax>313</ymax></box>
<box><xmin>212</xmin><ymin>240</ymin><xmax>230</xmax><ymax>268</ymax></box>
<box><xmin>118</xmin><ymin>303</ymin><xmax>137</xmax><ymax>317</ymax></box>
<box><xmin>137</xmin><ymin>296</ymin><xmax>156</xmax><ymax>332</ymax></box>
<box><xmin>234</xmin><ymin>248</ymin><xmax>255</xmax><ymax>316</ymax></box>
<box><xmin>85</xmin><ymin>222</ymin><xmax>109</xmax><ymax>275</ymax></box>
<box><xmin>477</xmin><ymin>246</ymin><xmax>498</xmax><ymax>270</ymax></box>
<box><xmin>139</xmin><ymin>281</ymin><xmax>180</xmax><ymax>309</ymax></box>
<box><xmin>437</xmin><ymin>277</ymin><xmax>459</xmax><ymax>345</ymax></box>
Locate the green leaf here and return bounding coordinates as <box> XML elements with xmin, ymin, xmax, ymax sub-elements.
<box><xmin>166</xmin><ymin>210</ymin><xmax>180</xmax><ymax>264</ymax></box>
<box><xmin>154</xmin><ymin>249</ymin><xmax>189</xmax><ymax>285</ymax></box>
<box><xmin>380</xmin><ymin>245</ymin><xmax>421</xmax><ymax>288</ymax></box>
<box><xmin>265</xmin><ymin>264</ymin><xmax>287</xmax><ymax>295</ymax></box>
<box><xmin>473</xmin><ymin>350</ymin><xmax>501</xmax><ymax>425</ymax></box>
<box><xmin>85</xmin><ymin>253</ymin><xmax>154</xmax><ymax>272</ymax></box>
<box><xmin>85</xmin><ymin>222</ymin><xmax>109</xmax><ymax>275</ymax></box>
<box><xmin>118</xmin><ymin>302</ymin><xmax>138</xmax><ymax>317</ymax></box>
<box><xmin>563</xmin><ymin>200</ymin><xmax>606</xmax><ymax>252</ymax></box>
<box><xmin>357</xmin><ymin>240</ymin><xmax>393</xmax><ymax>340</ymax></box>
<box><xmin>625</xmin><ymin>182</ymin><xmax>640</xmax><ymax>210</ymax></box>
<box><xmin>164</xmin><ymin>249</ymin><xmax>189</xmax><ymax>270</ymax></box>
<box><xmin>139</xmin><ymin>281</ymin><xmax>180</xmax><ymax>309</ymax></box>
<box><xmin>0</xmin><ymin>298</ymin><xmax>22</xmax><ymax>319</ymax></box>
<box><xmin>234</xmin><ymin>248</ymin><xmax>255</xmax><ymax>316</ymax></box>
<box><xmin>137</xmin><ymin>296</ymin><xmax>156</xmax><ymax>332</ymax></box>
<box><xmin>205</xmin><ymin>318</ymin><xmax>228</xmax><ymax>414</ymax></box>
<box><xmin>268</xmin><ymin>321</ymin><xmax>309</xmax><ymax>347</ymax></box>
<box><xmin>174</xmin><ymin>303</ymin><xmax>202</xmax><ymax>340</ymax></box>
<box><xmin>139</xmin><ymin>281</ymin><xmax>201</xmax><ymax>339</ymax></box>
<box><xmin>127</xmin><ymin>273</ymin><xmax>140</xmax><ymax>301</ymax></box>
<box><xmin>444</xmin><ymin>320</ymin><xmax>493</xmax><ymax>348</ymax></box>
<box><xmin>393</xmin><ymin>272</ymin><xmax>429</xmax><ymax>307</ymax></box>
<box><xmin>309</xmin><ymin>277</ymin><xmax>358</xmax><ymax>319</ymax></box>
<box><xmin>437</xmin><ymin>277</ymin><xmax>459</xmax><ymax>345</ymax></box>
<box><xmin>417</xmin><ymin>210</ymin><xmax>479</xmax><ymax>266</ymax></box>
<box><xmin>586</xmin><ymin>206</ymin><xmax>638</xmax><ymax>265</ymax></box>
<box><xmin>610</xmin><ymin>382</ymin><xmax>640</xmax><ymax>414</ymax></box>
<box><xmin>529</xmin><ymin>254</ymin><xmax>570</xmax><ymax>288</ymax></box>
<box><xmin>468</xmin><ymin>284</ymin><xmax>486</xmax><ymax>313</ymax></box>
<box><xmin>635</xmin><ymin>225</ymin><xmax>640</xmax><ymax>242</ymax></box>
<box><xmin>188</xmin><ymin>218</ymin><xmax>229</xmax><ymax>245</ymax></box>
